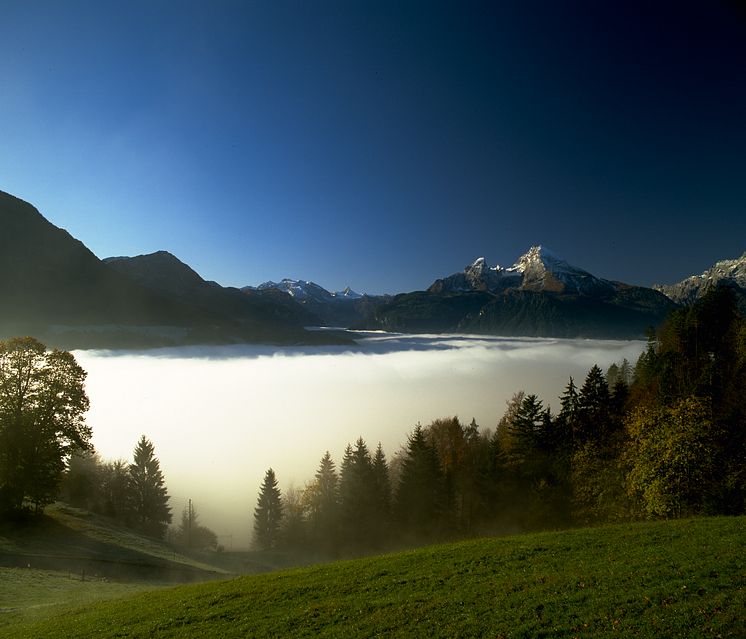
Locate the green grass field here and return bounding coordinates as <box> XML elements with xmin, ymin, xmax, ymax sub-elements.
<box><xmin>3</xmin><ymin>516</ymin><xmax>745</xmax><ymax>638</ymax></box>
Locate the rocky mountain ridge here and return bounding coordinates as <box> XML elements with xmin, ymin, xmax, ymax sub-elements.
<box><xmin>654</xmin><ymin>253</ymin><xmax>746</xmax><ymax>305</ymax></box>
<box><xmin>362</xmin><ymin>246</ymin><xmax>676</xmax><ymax>339</ymax></box>
<box><xmin>429</xmin><ymin>246</ymin><xmax>616</xmax><ymax>296</ymax></box>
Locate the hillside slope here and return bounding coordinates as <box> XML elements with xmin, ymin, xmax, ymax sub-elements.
<box><xmin>0</xmin><ymin>503</ymin><xmax>226</xmax><ymax>582</ymax></box>
<box><xmin>0</xmin><ymin>191</ymin><xmax>347</xmax><ymax>347</ymax></box>
<box><xmin>5</xmin><ymin>516</ymin><xmax>744</xmax><ymax>638</ymax></box>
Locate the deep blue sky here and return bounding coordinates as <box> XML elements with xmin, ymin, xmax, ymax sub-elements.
<box><xmin>2</xmin><ymin>1</ymin><xmax>744</xmax><ymax>294</ymax></box>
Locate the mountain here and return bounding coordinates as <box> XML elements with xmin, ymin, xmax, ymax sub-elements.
<box><xmin>332</xmin><ymin>286</ymin><xmax>363</xmax><ymax>300</ymax></box>
<box><xmin>654</xmin><ymin>252</ymin><xmax>746</xmax><ymax>306</ymax></box>
<box><xmin>0</xmin><ymin>190</ymin><xmax>196</xmax><ymax>341</ymax></box>
<box><xmin>250</xmin><ymin>279</ymin><xmax>337</xmax><ymax>305</ymax></box>
<box><xmin>104</xmin><ymin>253</ymin><xmax>322</xmax><ymax>335</ymax></box>
<box><xmin>0</xmin><ymin>188</ymin><xmax>682</xmax><ymax>344</ymax></box>
<box><xmin>244</xmin><ymin>279</ymin><xmax>388</xmax><ymax>328</ymax></box>
<box><xmin>0</xmin><ymin>190</ymin><xmax>342</xmax><ymax>348</ymax></box>
<box><xmin>363</xmin><ymin>246</ymin><xmax>675</xmax><ymax>339</ymax></box>
<box><xmin>429</xmin><ymin>246</ymin><xmax>616</xmax><ymax>296</ymax></box>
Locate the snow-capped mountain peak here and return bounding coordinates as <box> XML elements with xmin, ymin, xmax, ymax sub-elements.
<box><xmin>429</xmin><ymin>245</ymin><xmax>615</xmax><ymax>296</ymax></box>
<box><xmin>247</xmin><ymin>279</ymin><xmax>366</xmax><ymax>303</ymax></box>
<box><xmin>331</xmin><ymin>286</ymin><xmax>363</xmax><ymax>300</ymax></box>
<box><xmin>254</xmin><ymin>278</ymin><xmax>333</xmax><ymax>302</ymax></box>
<box><xmin>508</xmin><ymin>245</ymin><xmax>573</xmax><ymax>274</ymax></box>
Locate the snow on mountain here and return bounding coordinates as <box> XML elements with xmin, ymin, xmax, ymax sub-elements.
<box><xmin>253</xmin><ymin>278</ymin><xmax>333</xmax><ymax>303</ymax></box>
<box><xmin>331</xmin><ymin>286</ymin><xmax>363</xmax><ymax>300</ymax></box>
<box><xmin>244</xmin><ymin>279</ymin><xmax>364</xmax><ymax>303</ymax></box>
<box><xmin>654</xmin><ymin>252</ymin><xmax>746</xmax><ymax>304</ymax></box>
<box><xmin>429</xmin><ymin>245</ymin><xmax>614</xmax><ymax>295</ymax></box>
<box><xmin>507</xmin><ymin>245</ymin><xmax>615</xmax><ymax>295</ymax></box>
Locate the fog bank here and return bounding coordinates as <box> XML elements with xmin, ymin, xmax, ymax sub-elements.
<box><xmin>74</xmin><ymin>332</ymin><xmax>644</xmax><ymax>547</ymax></box>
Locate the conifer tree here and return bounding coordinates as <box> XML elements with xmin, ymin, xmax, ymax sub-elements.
<box><xmin>508</xmin><ymin>394</ymin><xmax>551</xmax><ymax>466</ymax></box>
<box><xmin>372</xmin><ymin>443</ymin><xmax>391</xmax><ymax>518</ymax></box>
<box><xmin>254</xmin><ymin>468</ymin><xmax>282</xmax><ymax>550</ymax></box>
<box><xmin>100</xmin><ymin>459</ymin><xmax>131</xmax><ymax>523</ymax></box>
<box><xmin>129</xmin><ymin>436</ymin><xmax>171</xmax><ymax>538</ymax></box>
<box><xmin>395</xmin><ymin>425</ymin><xmax>445</xmax><ymax>538</ymax></box>
<box><xmin>555</xmin><ymin>377</ymin><xmax>579</xmax><ymax>452</ymax></box>
<box><xmin>576</xmin><ymin>365</ymin><xmax>611</xmax><ymax>443</ymax></box>
<box><xmin>339</xmin><ymin>437</ymin><xmax>376</xmax><ymax>548</ymax></box>
<box><xmin>370</xmin><ymin>443</ymin><xmax>392</xmax><ymax>544</ymax></box>
<box><xmin>306</xmin><ymin>451</ymin><xmax>339</xmax><ymax>548</ymax></box>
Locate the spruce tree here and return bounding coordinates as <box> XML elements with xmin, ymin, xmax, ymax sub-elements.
<box><xmin>372</xmin><ymin>443</ymin><xmax>391</xmax><ymax>518</ymax></box>
<box><xmin>395</xmin><ymin>425</ymin><xmax>445</xmax><ymax>538</ymax></box>
<box><xmin>254</xmin><ymin>468</ymin><xmax>282</xmax><ymax>550</ymax></box>
<box><xmin>576</xmin><ymin>365</ymin><xmax>611</xmax><ymax>444</ymax></box>
<box><xmin>129</xmin><ymin>436</ymin><xmax>171</xmax><ymax>538</ymax></box>
<box><xmin>307</xmin><ymin>451</ymin><xmax>339</xmax><ymax>548</ymax></box>
<box><xmin>371</xmin><ymin>443</ymin><xmax>392</xmax><ymax>544</ymax></box>
<box><xmin>339</xmin><ymin>438</ymin><xmax>376</xmax><ymax>548</ymax></box>
<box><xmin>554</xmin><ymin>377</ymin><xmax>579</xmax><ymax>453</ymax></box>
<box><xmin>508</xmin><ymin>394</ymin><xmax>546</xmax><ymax>462</ymax></box>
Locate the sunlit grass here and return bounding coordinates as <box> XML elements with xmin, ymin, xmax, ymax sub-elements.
<box><xmin>4</xmin><ymin>516</ymin><xmax>745</xmax><ymax>638</ymax></box>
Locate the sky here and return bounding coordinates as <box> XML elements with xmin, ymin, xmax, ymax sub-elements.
<box><xmin>1</xmin><ymin>1</ymin><xmax>745</xmax><ymax>294</ymax></box>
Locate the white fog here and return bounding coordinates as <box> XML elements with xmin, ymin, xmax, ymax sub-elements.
<box><xmin>73</xmin><ymin>332</ymin><xmax>645</xmax><ymax>547</ymax></box>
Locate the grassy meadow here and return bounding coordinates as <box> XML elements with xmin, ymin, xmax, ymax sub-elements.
<box><xmin>2</xmin><ymin>516</ymin><xmax>744</xmax><ymax>638</ymax></box>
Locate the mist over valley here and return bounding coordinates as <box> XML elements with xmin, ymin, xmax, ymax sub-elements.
<box><xmin>74</xmin><ymin>331</ymin><xmax>644</xmax><ymax>544</ymax></box>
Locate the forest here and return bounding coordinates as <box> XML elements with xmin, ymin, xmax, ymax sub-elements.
<box><xmin>1</xmin><ymin>285</ymin><xmax>744</xmax><ymax>559</ymax></box>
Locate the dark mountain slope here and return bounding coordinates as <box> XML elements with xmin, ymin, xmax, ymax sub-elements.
<box><xmin>0</xmin><ymin>191</ymin><xmax>342</xmax><ymax>347</ymax></box>
<box><xmin>104</xmin><ymin>252</ymin><xmax>321</xmax><ymax>331</ymax></box>
<box><xmin>0</xmin><ymin>191</ymin><xmax>195</xmax><ymax>331</ymax></box>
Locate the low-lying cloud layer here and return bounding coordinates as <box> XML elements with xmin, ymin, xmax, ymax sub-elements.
<box><xmin>74</xmin><ymin>333</ymin><xmax>644</xmax><ymax>546</ymax></box>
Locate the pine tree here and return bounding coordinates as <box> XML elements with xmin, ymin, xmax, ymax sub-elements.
<box><xmin>576</xmin><ymin>365</ymin><xmax>611</xmax><ymax>444</ymax></box>
<box><xmin>372</xmin><ymin>443</ymin><xmax>391</xmax><ymax>518</ymax></box>
<box><xmin>508</xmin><ymin>394</ymin><xmax>546</xmax><ymax>461</ymax></box>
<box><xmin>254</xmin><ymin>468</ymin><xmax>282</xmax><ymax>550</ymax></box>
<box><xmin>555</xmin><ymin>377</ymin><xmax>579</xmax><ymax>452</ymax></box>
<box><xmin>306</xmin><ymin>451</ymin><xmax>339</xmax><ymax>548</ymax></box>
<box><xmin>395</xmin><ymin>425</ymin><xmax>445</xmax><ymax>538</ymax></box>
<box><xmin>129</xmin><ymin>436</ymin><xmax>171</xmax><ymax>538</ymax></box>
<box><xmin>371</xmin><ymin>443</ymin><xmax>392</xmax><ymax>544</ymax></box>
<box><xmin>339</xmin><ymin>437</ymin><xmax>376</xmax><ymax>548</ymax></box>
<box><xmin>99</xmin><ymin>459</ymin><xmax>131</xmax><ymax>523</ymax></box>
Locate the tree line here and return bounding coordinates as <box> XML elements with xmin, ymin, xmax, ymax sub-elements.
<box><xmin>253</xmin><ymin>285</ymin><xmax>745</xmax><ymax>554</ymax></box>
<box><xmin>59</xmin><ymin>436</ymin><xmax>173</xmax><ymax>538</ymax></box>
<box><xmin>0</xmin><ymin>336</ymin><xmax>216</xmax><ymax>549</ymax></box>
<box><xmin>2</xmin><ymin>285</ymin><xmax>743</xmax><ymax>558</ymax></box>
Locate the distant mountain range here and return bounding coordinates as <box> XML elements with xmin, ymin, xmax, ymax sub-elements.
<box><xmin>654</xmin><ymin>253</ymin><xmax>746</xmax><ymax>307</ymax></box>
<box><xmin>0</xmin><ymin>190</ymin><xmax>346</xmax><ymax>348</ymax></box>
<box><xmin>242</xmin><ymin>279</ymin><xmax>389</xmax><ymax>328</ymax></box>
<box><xmin>1</xmin><ymin>189</ymin><xmax>742</xmax><ymax>347</ymax></box>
